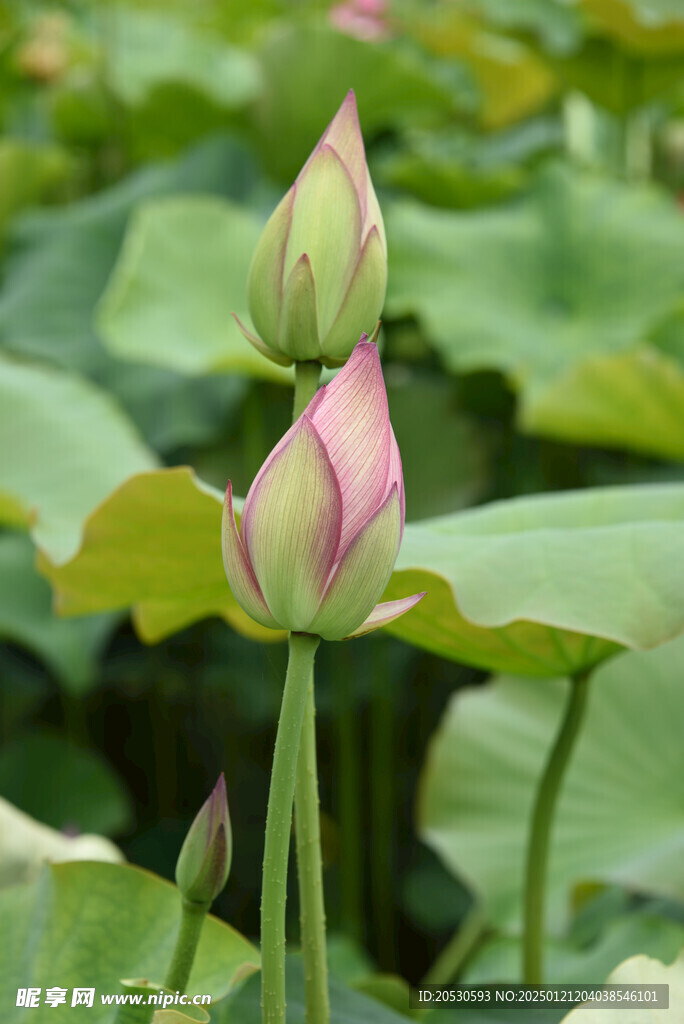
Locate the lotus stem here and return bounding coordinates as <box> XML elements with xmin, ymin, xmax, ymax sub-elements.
<box><xmin>164</xmin><ymin>897</ymin><xmax>210</xmax><ymax>994</ymax></box>
<box><xmin>523</xmin><ymin>668</ymin><xmax>591</xmax><ymax>983</ymax></box>
<box><xmin>262</xmin><ymin>631</ymin><xmax>320</xmax><ymax>1024</ymax></box>
<box><xmin>294</xmin><ymin>674</ymin><xmax>330</xmax><ymax>1024</ymax></box>
<box><xmin>290</xmin><ymin>359</ymin><xmax>329</xmax><ymax>1023</ymax></box>
<box><xmin>292</xmin><ymin>361</ymin><xmax>321</xmax><ymax>420</ymax></box>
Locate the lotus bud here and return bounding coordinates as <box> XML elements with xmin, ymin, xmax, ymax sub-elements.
<box><xmin>222</xmin><ymin>338</ymin><xmax>425</xmax><ymax>640</ymax></box>
<box><xmin>175</xmin><ymin>775</ymin><xmax>231</xmax><ymax>905</ymax></box>
<box><xmin>234</xmin><ymin>91</ymin><xmax>387</xmax><ymax>368</ymax></box>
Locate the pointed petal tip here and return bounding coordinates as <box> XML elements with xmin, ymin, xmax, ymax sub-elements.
<box><xmin>232</xmin><ymin>313</ymin><xmax>294</xmax><ymax>367</ymax></box>
<box><xmin>334</xmin><ymin>88</ymin><xmax>360</xmax><ymax>122</ymax></box>
<box><xmin>351</xmin><ymin>333</ymin><xmax>381</xmax><ymax>360</ymax></box>
<box><xmin>342</xmin><ymin>591</ymin><xmax>426</xmax><ymax>639</ymax></box>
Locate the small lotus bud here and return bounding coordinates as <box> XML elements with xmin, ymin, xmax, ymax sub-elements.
<box><xmin>222</xmin><ymin>338</ymin><xmax>425</xmax><ymax>640</ymax></box>
<box><xmin>235</xmin><ymin>90</ymin><xmax>387</xmax><ymax>368</ymax></box>
<box><xmin>175</xmin><ymin>775</ymin><xmax>231</xmax><ymax>905</ymax></box>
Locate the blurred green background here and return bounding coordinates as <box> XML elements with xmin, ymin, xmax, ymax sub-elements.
<box><xmin>2</xmin><ymin>0</ymin><xmax>684</xmax><ymax>1011</ymax></box>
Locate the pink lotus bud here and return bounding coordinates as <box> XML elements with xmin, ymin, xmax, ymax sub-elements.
<box><xmin>175</xmin><ymin>775</ymin><xmax>231</xmax><ymax>905</ymax></box>
<box><xmin>235</xmin><ymin>91</ymin><xmax>387</xmax><ymax>368</ymax></box>
<box><xmin>222</xmin><ymin>338</ymin><xmax>424</xmax><ymax>640</ymax></box>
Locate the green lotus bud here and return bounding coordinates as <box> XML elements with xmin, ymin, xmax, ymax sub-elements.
<box><xmin>175</xmin><ymin>775</ymin><xmax>231</xmax><ymax>905</ymax></box>
<box><xmin>235</xmin><ymin>90</ymin><xmax>387</xmax><ymax>368</ymax></box>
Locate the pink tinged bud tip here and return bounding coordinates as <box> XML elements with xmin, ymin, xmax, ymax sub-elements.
<box><xmin>175</xmin><ymin>774</ymin><xmax>232</xmax><ymax>904</ymax></box>
<box><xmin>222</xmin><ymin>338</ymin><xmax>424</xmax><ymax>641</ymax></box>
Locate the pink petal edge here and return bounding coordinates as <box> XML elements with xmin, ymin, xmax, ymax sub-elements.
<box><xmin>386</xmin><ymin>426</ymin><xmax>405</xmax><ymax>537</ymax></box>
<box><xmin>307</xmin><ymin>338</ymin><xmax>392</xmax><ymax>556</ymax></box>
<box><xmin>342</xmin><ymin>592</ymin><xmax>427</xmax><ymax>639</ymax></box>
<box><xmin>221</xmin><ymin>481</ymin><xmax>279</xmax><ymax>629</ymax></box>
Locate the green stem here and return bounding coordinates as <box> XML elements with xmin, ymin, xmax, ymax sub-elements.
<box><xmin>293</xmin><ymin>361</ymin><xmax>321</xmax><ymax>420</ymax></box>
<box><xmin>290</xmin><ymin>358</ymin><xmax>329</xmax><ymax>1024</ymax></box>
<box><xmin>523</xmin><ymin>670</ymin><xmax>591</xmax><ymax>983</ymax></box>
<box><xmin>164</xmin><ymin>897</ymin><xmax>210</xmax><ymax>993</ymax></box>
<box><xmin>294</xmin><ymin>677</ymin><xmax>330</xmax><ymax>1024</ymax></box>
<box><xmin>262</xmin><ymin>632</ymin><xmax>320</xmax><ymax>1024</ymax></box>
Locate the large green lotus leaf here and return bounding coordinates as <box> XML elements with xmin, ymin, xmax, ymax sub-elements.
<box><xmin>385</xmin><ymin>483</ymin><xmax>684</xmax><ymax>674</ymax></box>
<box><xmin>38</xmin><ymin>468</ymin><xmax>282</xmax><ymax>645</ymax></box>
<box><xmin>0</xmin><ymin>139</ymin><xmax>255</xmax><ymax>452</ymax></box>
<box><xmin>0</xmin><ymin>358</ymin><xmax>155</xmax><ymax>565</ymax></box>
<box><xmin>385</xmin><ymin>165</ymin><xmax>684</xmax><ymax>457</ymax></box>
<box><xmin>0</xmin><ymin>533</ymin><xmax>114</xmax><ymax>693</ymax></box>
<box><xmin>97</xmin><ymin>198</ymin><xmax>289</xmax><ymax>383</ymax></box>
<box><xmin>254</xmin><ymin>21</ymin><xmax>465</xmax><ymax>181</ymax></box>
<box><xmin>0</xmin><ymin>861</ymin><xmax>259</xmax><ymax>1022</ymax></box>
<box><xmin>419</xmin><ymin>635</ymin><xmax>684</xmax><ymax>933</ymax></box>
<box><xmin>0</xmin><ymin>731</ymin><xmax>132</xmax><ymax>837</ymax></box>
<box><xmin>42</xmin><ymin>471</ymin><xmax>684</xmax><ymax>670</ymax></box>
<box><xmin>96</xmin><ymin>7</ymin><xmax>260</xmax><ymax>110</ymax></box>
<box><xmin>464</xmin><ymin>904</ymin><xmax>684</xmax><ymax>984</ymax></box>
<box><xmin>521</xmin><ymin>346</ymin><xmax>684</xmax><ymax>460</ymax></box>
<box><xmin>214</xmin><ymin>955</ymin><xmax>408</xmax><ymax>1023</ymax></box>
<box><xmin>0</xmin><ymin>137</ymin><xmax>255</xmax><ymax>374</ymax></box>
<box><xmin>560</xmin><ymin>949</ymin><xmax>684</xmax><ymax>1023</ymax></box>
<box><xmin>0</xmin><ymin>798</ymin><xmax>122</xmax><ymax>889</ymax></box>
<box><xmin>378</xmin><ymin>119</ymin><xmax>561</xmax><ymax>210</ymax></box>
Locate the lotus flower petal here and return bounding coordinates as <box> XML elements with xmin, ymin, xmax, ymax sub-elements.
<box><xmin>232</xmin><ymin>313</ymin><xmax>294</xmax><ymax>367</ymax></box>
<box><xmin>309</xmin><ymin>340</ymin><xmax>392</xmax><ymax>554</ymax></box>
<box><xmin>242</xmin><ymin>416</ymin><xmax>343</xmax><ymax>630</ymax></box>
<box><xmin>321</xmin><ymin>226</ymin><xmax>387</xmax><ymax>361</ymax></box>
<box><xmin>284</xmin><ymin>145</ymin><xmax>362</xmax><ymax>338</ymax></box>
<box><xmin>221</xmin><ymin>482</ymin><xmax>279</xmax><ymax>629</ymax></box>
<box><xmin>247</xmin><ymin>187</ymin><xmax>295</xmax><ymax>348</ymax></box>
<box><xmin>314</xmin><ymin>89</ymin><xmax>368</xmax><ymax>218</ymax></box>
<box><xmin>343</xmin><ymin>592</ymin><xmax>426</xmax><ymax>639</ymax></box>
<box><xmin>363</xmin><ymin>167</ymin><xmax>386</xmax><ymax>250</ymax></box>
<box><xmin>309</xmin><ymin>485</ymin><xmax>401</xmax><ymax>640</ymax></box>
<box><xmin>387</xmin><ymin>425</ymin><xmax>405</xmax><ymax>535</ymax></box>
<box><xmin>278</xmin><ymin>253</ymin><xmax>321</xmax><ymax>361</ymax></box>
